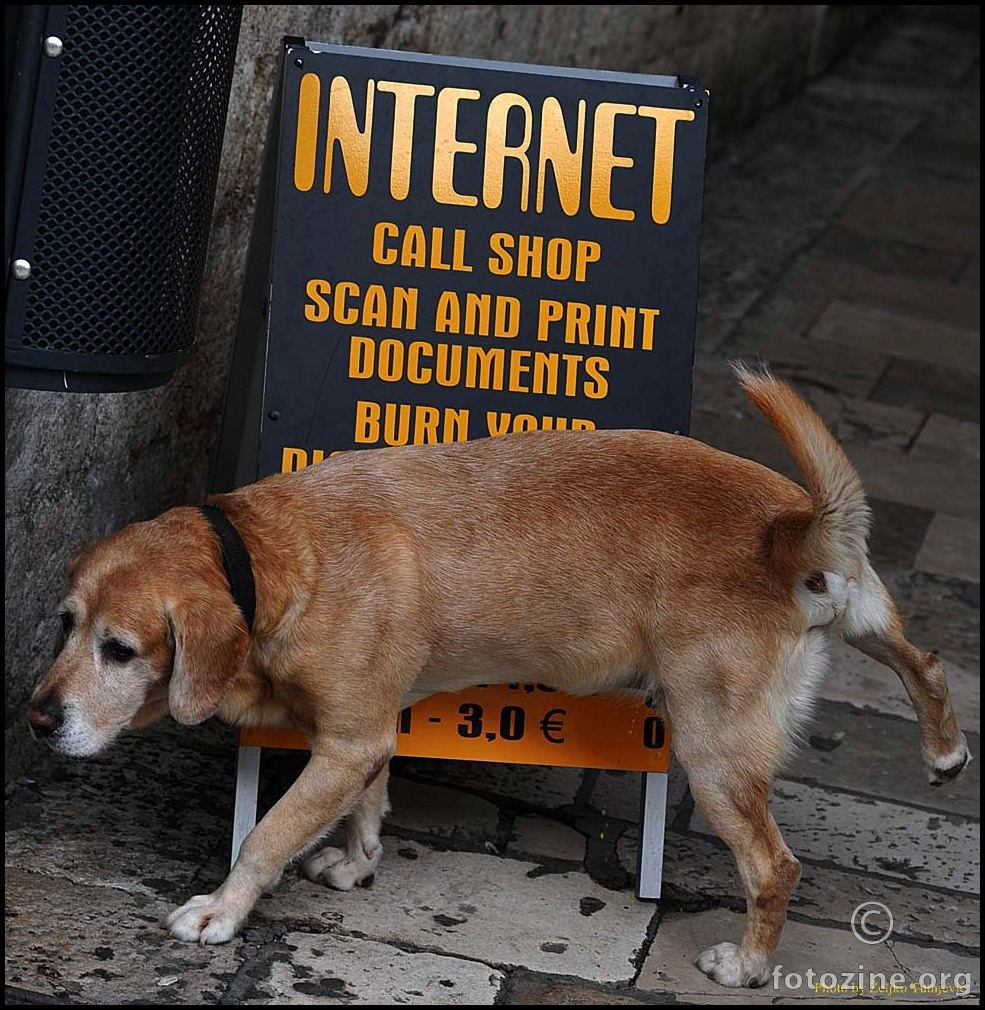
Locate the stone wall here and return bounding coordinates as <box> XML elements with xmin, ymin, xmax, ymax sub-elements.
<box><xmin>4</xmin><ymin>4</ymin><xmax>887</xmax><ymax>777</ymax></box>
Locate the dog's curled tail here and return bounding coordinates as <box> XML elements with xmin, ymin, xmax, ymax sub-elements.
<box><xmin>734</xmin><ymin>363</ymin><xmax>870</xmax><ymax>574</ymax></box>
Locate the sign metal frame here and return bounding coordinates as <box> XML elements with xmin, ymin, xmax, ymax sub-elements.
<box><xmin>215</xmin><ymin>37</ymin><xmax>709</xmax><ymax>902</ymax></box>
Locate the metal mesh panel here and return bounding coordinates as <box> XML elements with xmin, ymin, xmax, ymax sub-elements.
<box><xmin>20</xmin><ymin>5</ymin><xmax>241</xmax><ymax>359</ymax></box>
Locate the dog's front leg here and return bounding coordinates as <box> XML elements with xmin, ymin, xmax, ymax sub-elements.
<box><xmin>165</xmin><ymin>740</ymin><xmax>392</xmax><ymax>944</ymax></box>
<box><xmin>303</xmin><ymin>763</ymin><xmax>391</xmax><ymax>890</ymax></box>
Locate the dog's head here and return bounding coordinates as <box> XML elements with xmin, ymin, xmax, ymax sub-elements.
<box><xmin>25</xmin><ymin>508</ymin><xmax>251</xmax><ymax>757</ymax></box>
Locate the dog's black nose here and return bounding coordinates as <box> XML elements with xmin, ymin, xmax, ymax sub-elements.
<box><xmin>26</xmin><ymin>696</ymin><xmax>64</xmax><ymax>739</ymax></box>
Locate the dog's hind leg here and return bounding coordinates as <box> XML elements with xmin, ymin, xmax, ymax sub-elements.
<box><xmin>689</xmin><ymin>773</ymin><xmax>799</xmax><ymax>987</ymax></box>
<box><xmin>843</xmin><ymin>563</ymin><xmax>970</xmax><ymax>785</ymax></box>
<box><xmin>668</xmin><ymin>685</ymin><xmax>800</xmax><ymax>988</ymax></box>
<box><xmin>302</xmin><ymin>763</ymin><xmax>391</xmax><ymax>890</ymax></box>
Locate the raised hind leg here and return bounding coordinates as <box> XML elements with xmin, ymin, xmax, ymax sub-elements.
<box><xmin>844</xmin><ymin>563</ymin><xmax>970</xmax><ymax>784</ymax></box>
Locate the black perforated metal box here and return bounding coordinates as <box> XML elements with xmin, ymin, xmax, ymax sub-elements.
<box><xmin>5</xmin><ymin>5</ymin><xmax>242</xmax><ymax>391</ymax></box>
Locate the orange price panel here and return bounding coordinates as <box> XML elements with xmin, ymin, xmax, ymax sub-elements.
<box><xmin>240</xmin><ymin>684</ymin><xmax>669</xmax><ymax>773</ymax></box>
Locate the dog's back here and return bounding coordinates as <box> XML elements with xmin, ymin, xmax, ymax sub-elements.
<box><xmin>213</xmin><ymin>409</ymin><xmax>820</xmax><ymax>694</ymax></box>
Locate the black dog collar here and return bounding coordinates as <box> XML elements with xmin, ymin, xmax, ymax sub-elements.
<box><xmin>199</xmin><ymin>504</ymin><xmax>256</xmax><ymax>632</ymax></box>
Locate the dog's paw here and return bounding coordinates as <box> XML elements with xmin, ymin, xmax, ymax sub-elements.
<box><xmin>302</xmin><ymin>841</ymin><xmax>382</xmax><ymax>890</ymax></box>
<box><xmin>927</xmin><ymin>736</ymin><xmax>972</xmax><ymax>787</ymax></box>
<box><xmin>696</xmin><ymin>941</ymin><xmax>772</xmax><ymax>988</ymax></box>
<box><xmin>163</xmin><ymin>892</ymin><xmax>245</xmax><ymax>945</ymax></box>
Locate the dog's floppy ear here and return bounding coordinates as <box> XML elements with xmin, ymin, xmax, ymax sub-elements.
<box><xmin>167</xmin><ymin>592</ymin><xmax>250</xmax><ymax>725</ymax></box>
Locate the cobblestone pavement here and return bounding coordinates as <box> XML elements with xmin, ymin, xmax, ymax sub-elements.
<box><xmin>5</xmin><ymin>8</ymin><xmax>979</xmax><ymax>1005</ymax></box>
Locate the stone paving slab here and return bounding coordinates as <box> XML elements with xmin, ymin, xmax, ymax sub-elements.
<box><xmin>894</xmin><ymin>128</ymin><xmax>981</xmax><ymax>180</ymax></box>
<box><xmin>688</xmin><ymin>780</ymin><xmax>980</xmax><ymax>893</ymax></box>
<box><xmin>915</xmin><ymin>514</ymin><xmax>981</xmax><ymax>584</ymax></box>
<box><xmin>808</xmin><ymin>224</ymin><xmax>968</xmax><ymax>283</ymax></box>
<box><xmin>255</xmin><ymin>843</ymin><xmax>654</xmax><ymax>983</ymax></box>
<box><xmin>829</xmin><ymin>15</ymin><xmax>979</xmax><ymax>88</ymax></box>
<box><xmin>867</xmin><ymin>497</ymin><xmax>935</xmax><ymax>569</ymax></box>
<box><xmin>781</xmin><ymin>700</ymin><xmax>980</xmax><ymax>819</ymax></box>
<box><xmin>4</xmin><ymin>869</ymin><xmax>243</xmax><ymax>1005</ymax></box>
<box><xmin>394</xmin><ymin>756</ymin><xmax>586</xmax><ymax>811</ymax></box>
<box><xmin>809</xmin><ymin>300</ymin><xmax>980</xmax><ymax>374</ymax></box>
<box><xmin>870</xmin><ymin>357</ymin><xmax>981</xmax><ymax>423</ymax></box>
<box><xmin>845</xmin><ymin>442</ymin><xmax>980</xmax><ymax>519</ymax></box>
<box><xmin>724</xmin><ymin>323</ymin><xmax>890</xmax><ymax>400</ymax></box>
<box><xmin>583</xmin><ymin>763</ymin><xmax>691</xmax><ymax>828</ymax></box>
<box><xmin>958</xmin><ymin>253</ymin><xmax>979</xmax><ymax>287</ymax></box>
<box><xmin>910</xmin><ymin>414</ymin><xmax>980</xmax><ymax>469</ymax></box>
<box><xmin>783</xmin><ymin>256</ymin><xmax>981</xmax><ymax>332</ymax></box>
<box><xmin>618</xmin><ymin>829</ymin><xmax>981</xmax><ymax>951</ymax></box>
<box><xmin>797</xmin><ymin>387</ymin><xmax>925</xmax><ymax>453</ymax></box>
<box><xmin>507</xmin><ymin>815</ymin><xmax>587</xmax><ymax>864</ymax></box>
<box><xmin>819</xmin><ymin>639</ymin><xmax>980</xmax><ymax>733</ymax></box>
<box><xmin>871</xmin><ymin>566</ymin><xmax>980</xmax><ymax>676</ymax></box>
<box><xmin>836</xmin><ymin>171</ymin><xmax>981</xmax><ymax>254</ymax></box>
<box><xmin>695</xmin><ymin>305</ymin><xmax>741</xmax><ymax>353</ymax></box>
<box><xmin>502</xmin><ymin>972</ymin><xmax>654</xmax><ymax>1004</ymax></box>
<box><xmin>4</xmin><ymin>733</ymin><xmax>236</xmax><ymax>902</ymax></box>
<box><xmin>259</xmin><ymin>931</ymin><xmax>503</xmax><ymax>1005</ymax></box>
<box><xmin>386</xmin><ymin>776</ymin><xmax>501</xmax><ymax>847</ymax></box>
<box><xmin>691</xmin><ymin>356</ymin><xmax>926</xmax><ymax>453</ymax></box>
<box><xmin>637</xmin><ymin>908</ymin><xmax>980</xmax><ymax>1003</ymax></box>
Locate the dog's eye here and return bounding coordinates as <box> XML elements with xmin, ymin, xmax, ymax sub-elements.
<box><xmin>54</xmin><ymin>611</ymin><xmax>74</xmax><ymax>657</ymax></box>
<box><xmin>102</xmin><ymin>639</ymin><xmax>136</xmax><ymax>664</ymax></box>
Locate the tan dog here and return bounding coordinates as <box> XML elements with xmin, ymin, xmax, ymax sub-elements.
<box><xmin>26</xmin><ymin>366</ymin><xmax>969</xmax><ymax>988</ymax></box>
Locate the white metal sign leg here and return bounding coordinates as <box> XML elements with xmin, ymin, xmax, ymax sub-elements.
<box><xmin>231</xmin><ymin>744</ymin><xmax>261</xmax><ymax>866</ymax></box>
<box><xmin>637</xmin><ymin>771</ymin><xmax>667</xmax><ymax>899</ymax></box>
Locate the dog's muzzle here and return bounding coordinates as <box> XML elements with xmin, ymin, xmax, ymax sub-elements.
<box><xmin>26</xmin><ymin>696</ymin><xmax>64</xmax><ymax>740</ymax></box>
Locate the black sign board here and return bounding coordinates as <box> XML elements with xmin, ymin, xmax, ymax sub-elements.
<box><xmin>218</xmin><ymin>41</ymin><xmax>708</xmax><ymax>483</ymax></box>
<box><xmin>217</xmin><ymin>38</ymin><xmax>708</xmax><ymax>900</ymax></box>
